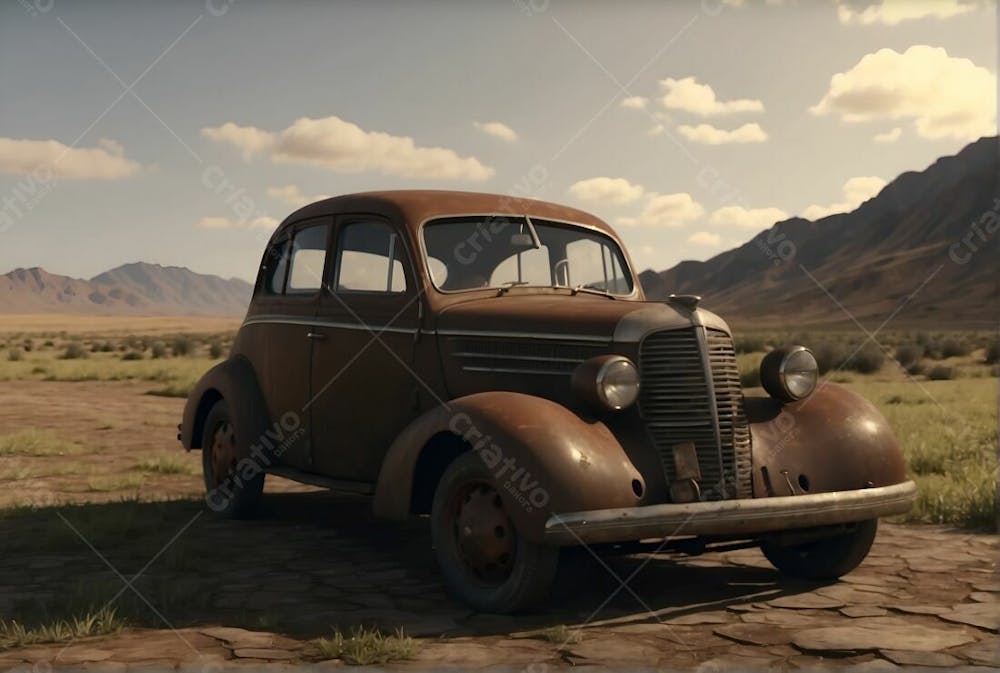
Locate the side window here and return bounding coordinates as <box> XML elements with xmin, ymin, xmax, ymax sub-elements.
<box><xmin>335</xmin><ymin>221</ymin><xmax>408</xmax><ymax>293</ymax></box>
<box><xmin>287</xmin><ymin>224</ymin><xmax>329</xmax><ymax>293</ymax></box>
<box><xmin>260</xmin><ymin>239</ymin><xmax>289</xmax><ymax>295</ymax></box>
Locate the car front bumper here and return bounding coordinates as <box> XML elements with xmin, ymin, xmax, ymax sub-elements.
<box><xmin>543</xmin><ymin>480</ymin><xmax>917</xmax><ymax>545</ymax></box>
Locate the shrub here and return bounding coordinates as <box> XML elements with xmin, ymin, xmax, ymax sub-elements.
<box><xmin>940</xmin><ymin>339</ymin><xmax>969</xmax><ymax>359</ymax></box>
<box><xmin>927</xmin><ymin>365</ymin><xmax>954</xmax><ymax>381</ymax></box>
<box><xmin>905</xmin><ymin>360</ymin><xmax>925</xmax><ymax>377</ymax></box>
<box><xmin>171</xmin><ymin>336</ymin><xmax>194</xmax><ymax>357</ymax></box>
<box><xmin>121</xmin><ymin>351</ymin><xmax>144</xmax><ymax>361</ymax></box>
<box><xmin>7</xmin><ymin>349</ymin><xmax>23</xmax><ymax>362</ymax></box>
<box><xmin>60</xmin><ymin>342</ymin><xmax>88</xmax><ymax>360</ymax></box>
<box><xmin>985</xmin><ymin>341</ymin><xmax>999</xmax><ymax>365</ymax></box>
<box><xmin>150</xmin><ymin>342</ymin><xmax>168</xmax><ymax>359</ymax></box>
<box><xmin>736</xmin><ymin>335</ymin><xmax>768</xmax><ymax>354</ymax></box>
<box><xmin>208</xmin><ymin>340</ymin><xmax>224</xmax><ymax>359</ymax></box>
<box><xmin>22</xmin><ymin>339</ymin><xmax>33</xmax><ymax>353</ymax></box>
<box><xmin>844</xmin><ymin>344</ymin><xmax>885</xmax><ymax>374</ymax></box>
<box><xmin>894</xmin><ymin>344</ymin><xmax>921</xmax><ymax>368</ymax></box>
<box><xmin>811</xmin><ymin>341</ymin><xmax>848</xmax><ymax>375</ymax></box>
<box><xmin>43</xmin><ymin>340</ymin><xmax>54</xmax><ymax>348</ymax></box>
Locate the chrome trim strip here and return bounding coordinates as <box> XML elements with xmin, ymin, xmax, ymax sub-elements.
<box><xmin>543</xmin><ymin>481</ymin><xmax>918</xmax><ymax>545</ymax></box>
<box><xmin>695</xmin><ymin>325</ymin><xmax>727</xmax><ymax>498</ymax></box>
<box><xmin>439</xmin><ymin>329</ymin><xmax>610</xmax><ymax>343</ymax></box>
<box><xmin>455</xmin><ymin>352</ymin><xmax>586</xmax><ymax>364</ymax></box>
<box><xmin>462</xmin><ymin>365</ymin><xmax>572</xmax><ymax>376</ymax></box>
<box><xmin>243</xmin><ymin>315</ymin><xmax>418</xmax><ymax>335</ymax></box>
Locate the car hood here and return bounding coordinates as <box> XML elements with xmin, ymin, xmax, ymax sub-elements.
<box><xmin>434</xmin><ymin>293</ymin><xmax>730</xmax><ymax>343</ymax></box>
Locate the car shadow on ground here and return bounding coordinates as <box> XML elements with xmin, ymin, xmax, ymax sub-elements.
<box><xmin>2</xmin><ymin>489</ymin><xmax>825</xmax><ymax>641</ymax></box>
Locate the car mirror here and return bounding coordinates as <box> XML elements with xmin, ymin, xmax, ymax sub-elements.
<box><xmin>509</xmin><ymin>233</ymin><xmax>535</xmax><ymax>248</ymax></box>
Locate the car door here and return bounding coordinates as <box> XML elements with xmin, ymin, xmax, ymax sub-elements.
<box><xmin>253</xmin><ymin>218</ymin><xmax>331</xmax><ymax>470</ymax></box>
<box><xmin>308</xmin><ymin>215</ymin><xmax>421</xmax><ymax>482</ymax></box>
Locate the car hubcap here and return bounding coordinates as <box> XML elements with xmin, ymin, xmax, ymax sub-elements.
<box><xmin>210</xmin><ymin>421</ymin><xmax>238</xmax><ymax>486</ymax></box>
<box><xmin>452</xmin><ymin>482</ymin><xmax>515</xmax><ymax>584</ymax></box>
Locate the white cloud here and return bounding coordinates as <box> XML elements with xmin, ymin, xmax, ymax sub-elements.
<box><xmin>568</xmin><ymin>177</ymin><xmax>645</xmax><ymax>205</ymax></box>
<box><xmin>198</xmin><ymin>215</ymin><xmax>278</xmax><ymax>230</ymax></box>
<box><xmin>811</xmin><ymin>45</ymin><xmax>996</xmax><ymax>142</ymax></box>
<box><xmin>873</xmin><ymin>127</ymin><xmax>902</xmax><ymax>143</ymax></box>
<box><xmin>801</xmin><ymin>175</ymin><xmax>887</xmax><ymax>220</ymax></box>
<box><xmin>200</xmin><ymin>123</ymin><xmax>274</xmax><ymax>161</ymax></box>
<box><xmin>837</xmin><ymin>0</ymin><xmax>977</xmax><ymax>25</ymax></box>
<box><xmin>0</xmin><ymin>137</ymin><xmax>140</xmax><ymax>179</ymax></box>
<box><xmin>688</xmin><ymin>231</ymin><xmax>722</xmax><ymax>246</ymax></box>
<box><xmin>473</xmin><ymin>121</ymin><xmax>518</xmax><ymax>142</ymax></box>
<box><xmin>678</xmin><ymin>122</ymin><xmax>768</xmax><ymax>144</ymax></box>
<box><xmin>660</xmin><ymin>77</ymin><xmax>764</xmax><ymax>116</ymax></box>
<box><xmin>202</xmin><ymin>116</ymin><xmax>494</xmax><ymax>181</ymax></box>
<box><xmin>648</xmin><ymin>124</ymin><xmax>666</xmax><ymax>136</ymax></box>
<box><xmin>620</xmin><ymin>96</ymin><xmax>649</xmax><ymax>110</ymax></box>
<box><xmin>620</xmin><ymin>193</ymin><xmax>705</xmax><ymax>227</ymax></box>
<box><xmin>709</xmin><ymin>205</ymin><xmax>788</xmax><ymax>229</ymax></box>
<box><xmin>266</xmin><ymin>184</ymin><xmax>331</xmax><ymax>208</ymax></box>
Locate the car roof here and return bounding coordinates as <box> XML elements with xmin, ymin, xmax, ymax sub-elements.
<box><xmin>271</xmin><ymin>190</ymin><xmax>616</xmax><ymax>239</ymax></box>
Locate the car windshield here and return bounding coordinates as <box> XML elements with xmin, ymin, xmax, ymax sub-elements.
<box><xmin>422</xmin><ymin>216</ymin><xmax>634</xmax><ymax>295</ymax></box>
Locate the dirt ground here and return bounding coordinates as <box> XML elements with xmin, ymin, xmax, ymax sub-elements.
<box><xmin>0</xmin><ymin>381</ymin><xmax>997</xmax><ymax>670</ymax></box>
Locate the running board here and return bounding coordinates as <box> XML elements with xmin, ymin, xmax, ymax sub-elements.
<box><xmin>266</xmin><ymin>466</ymin><xmax>375</xmax><ymax>496</ymax></box>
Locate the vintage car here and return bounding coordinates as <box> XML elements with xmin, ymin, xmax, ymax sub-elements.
<box><xmin>180</xmin><ymin>190</ymin><xmax>916</xmax><ymax>613</ymax></box>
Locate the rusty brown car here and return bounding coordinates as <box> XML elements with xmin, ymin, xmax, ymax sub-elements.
<box><xmin>180</xmin><ymin>190</ymin><xmax>916</xmax><ymax>613</ymax></box>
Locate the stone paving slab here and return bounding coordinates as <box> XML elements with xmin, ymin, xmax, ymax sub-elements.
<box><xmin>0</xmin><ymin>493</ymin><xmax>997</xmax><ymax>670</ymax></box>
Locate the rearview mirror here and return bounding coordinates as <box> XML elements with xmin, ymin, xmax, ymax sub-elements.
<box><xmin>509</xmin><ymin>233</ymin><xmax>534</xmax><ymax>248</ymax></box>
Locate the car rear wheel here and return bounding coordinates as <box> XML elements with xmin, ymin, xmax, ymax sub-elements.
<box><xmin>761</xmin><ymin>519</ymin><xmax>877</xmax><ymax>580</ymax></box>
<box><xmin>201</xmin><ymin>399</ymin><xmax>264</xmax><ymax>519</ymax></box>
<box><xmin>431</xmin><ymin>452</ymin><xmax>558</xmax><ymax>613</ymax></box>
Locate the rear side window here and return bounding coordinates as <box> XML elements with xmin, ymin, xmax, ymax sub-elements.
<box><xmin>287</xmin><ymin>224</ymin><xmax>329</xmax><ymax>293</ymax></box>
<box><xmin>260</xmin><ymin>239</ymin><xmax>290</xmax><ymax>295</ymax></box>
<box><xmin>335</xmin><ymin>221</ymin><xmax>408</xmax><ymax>293</ymax></box>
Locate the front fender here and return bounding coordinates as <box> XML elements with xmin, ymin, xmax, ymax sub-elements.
<box><xmin>180</xmin><ymin>355</ymin><xmax>269</xmax><ymax>453</ymax></box>
<box><xmin>746</xmin><ymin>382</ymin><xmax>907</xmax><ymax>497</ymax></box>
<box><xmin>373</xmin><ymin>392</ymin><xmax>644</xmax><ymax>542</ymax></box>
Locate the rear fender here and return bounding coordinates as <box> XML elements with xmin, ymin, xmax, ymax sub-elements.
<box><xmin>374</xmin><ymin>391</ymin><xmax>644</xmax><ymax>542</ymax></box>
<box><xmin>180</xmin><ymin>356</ymin><xmax>274</xmax><ymax>456</ymax></box>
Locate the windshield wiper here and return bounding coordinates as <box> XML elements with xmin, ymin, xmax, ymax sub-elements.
<box><xmin>570</xmin><ymin>284</ymin><xmax>617</xmax><ymax>300</ymax></box>
<box><xmin>497</xmin><ymin>280</ymin><xmax>530</xmax><ymax>295</ymax></box>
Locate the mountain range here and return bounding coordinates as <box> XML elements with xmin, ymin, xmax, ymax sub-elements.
<box><xmin>641</xmin><ymin>136</ymin><xmax>999</xmax><ymax>328</ymax></box>
<box><xmin>0</xmin><ymin>263</ymin><xmax>253</xmax><ymax>316</ymax></box>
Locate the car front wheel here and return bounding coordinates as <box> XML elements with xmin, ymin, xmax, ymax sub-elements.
<box><xmin>760</xmin><ymin>519</ymin><xmax>878</xmax><ymax>580</ymax></box>
<box><xmin>431</xmin><ymin>452</ymin><xmax>558</xmax><ymax>613</ymax></box>
<box><xmin>201</xmin><ymin>399</ymin><xmax>264</xmax><ymax>519</ymax></box>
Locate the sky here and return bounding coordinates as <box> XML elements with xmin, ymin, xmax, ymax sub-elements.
<box><xmin>0</xmin><ymin>0</ymin><xmax>996</xmax><ymax>282</ymax></box>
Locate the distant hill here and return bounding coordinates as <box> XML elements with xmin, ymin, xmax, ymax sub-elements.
<box><xmin>0</xmin><ymin>263</ymin><xmax>252</xmax><ymax>316</ymax></box>
<box><xmin>642</xmin><ymin>136</ymin><xmax>999</xmax><ymax>328</ymax></box>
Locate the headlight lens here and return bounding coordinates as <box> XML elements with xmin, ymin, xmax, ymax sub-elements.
<box><xmin>597</xmin><ymin>358</ymin><xmax>640</xmax><ymax>410</ymax></box>
<box><xmin>761</xmin><ymin>346</ymin><xmax>818</xmax><ymax>402</ymax></box>
<box><xmin>573</xmin><ymin>355</ymin><xmax>640</xmax><ymax>412</ymax></box>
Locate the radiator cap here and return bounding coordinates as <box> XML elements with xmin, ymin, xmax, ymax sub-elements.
<box><xmin>667</xmin><ymin>294</ymin><xmax>701</xmax><ymax>310</ymax></box>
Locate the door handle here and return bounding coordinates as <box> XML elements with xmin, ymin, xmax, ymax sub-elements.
<box><xmin>306</xmin><ymin>331</ymin><xmax>327</xmax><ymax>340</ymax></box>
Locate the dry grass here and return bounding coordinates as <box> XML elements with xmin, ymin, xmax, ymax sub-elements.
<box><xmin>86</xmin><ymin>473</ymin><xmax>146</xmax><ymax>492</ymax></box>
<box><xmin>315</xmin><ymin>627</ymin><xmax>418</xmax><ymax>665</ymax></box>
<box><xmin>133</xmin><ymin>454</ymin><xmax>198</xmax><ymax>475</ymax></box>
<box><xmin>0</xmin><ymin>429</ymin><xmax>93</xmax><ymax>457</ymax></box>
<box><xmin>539</xmin><ymin>624</ymin><xmax>583</xmax><ymax>644</ymax></box>
<box><xmin>0</xmin><ymin>314</ymin><xmax>239</xmax><ymax>335</ymax></box>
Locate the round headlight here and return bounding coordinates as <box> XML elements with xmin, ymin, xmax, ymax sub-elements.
<box><xmin>760</xmin><ymin>346</ymin><xmax>818</xmax><ymax>402</ymax></box>
<box><xmin>572</xmin><ymin>355</ymin><xmax>640</xmax><ymax>412</ymax></box>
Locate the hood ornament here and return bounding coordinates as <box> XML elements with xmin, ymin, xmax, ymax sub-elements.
<box><xmin>667</xmin><ymin>294</ymin><xmax>702</xmax><ymax>310</ymax></box>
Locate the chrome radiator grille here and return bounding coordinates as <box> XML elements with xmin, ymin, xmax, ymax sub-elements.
<box><xmin>638</xmin><ymin>327</ymin><xmax>752</xmax><ymax>500</ymax></box>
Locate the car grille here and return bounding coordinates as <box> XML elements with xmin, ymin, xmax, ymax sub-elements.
<box><xmin>638</xmin><ymin>327</ymin><xmax>752</xmax><ymax>500</ymax></box>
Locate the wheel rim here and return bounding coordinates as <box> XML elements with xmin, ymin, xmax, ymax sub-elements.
<box><xmin>450</xmin><ymin>481</ymin><xmax>516</xmax><ymax>585</ymax></box>
<box><xmin>209</xmin><ymin>420</ymin><xmax>238</xmax><ymax>486</ymax></box>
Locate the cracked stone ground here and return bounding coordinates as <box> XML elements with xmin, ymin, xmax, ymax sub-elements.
<box><xmin>0</xmin><ymin>382</ymin><xmax>997</xmax><ymax>670</ymax></box>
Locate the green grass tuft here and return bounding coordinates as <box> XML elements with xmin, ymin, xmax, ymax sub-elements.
<box><xmin>0</xmin><ymin>606</ymin><xmax>124</xmax><ymax>651</ymax></box>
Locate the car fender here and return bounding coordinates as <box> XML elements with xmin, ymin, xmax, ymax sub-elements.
<box><xmin>373</xmin><ymin>391</ymin><xmax>644</xmax><ymax>542</ymax></box>
<box><xmin>746</xmin><ymin>382</ymin><xmax>908</xmax><ymax>496</ymax></box>
<box><xmin>179</xmin><ymin>356</ymin><xmax>270</xmax><ymax>454</ymax></box>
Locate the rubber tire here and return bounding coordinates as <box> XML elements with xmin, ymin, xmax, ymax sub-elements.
<box><xmin>761</xmin><ymin>519</ymin><xmax>878</xmax><ymax>580</ymax></box>
<box><xmin>201</xmin><ymin>399</ymin><xmax>264</xmax><ymax>519</ymax></box>
<box><xmin>431</xmin><ymin>452</ymin><xmax>559</xmax><ymax>614</ymax></box>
